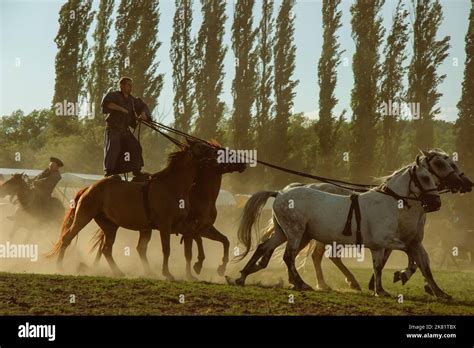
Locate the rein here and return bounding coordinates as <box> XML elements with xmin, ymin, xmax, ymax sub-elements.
<box><xmin>137</xmin><ymin>120</ymin><xmax>455</xmax><ymax>196</ymax></box>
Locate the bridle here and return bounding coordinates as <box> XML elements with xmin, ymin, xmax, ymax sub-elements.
<box><xmin>422</xmin><ymin>153</ymin><xmax>458</xmax><ymax>189</ymax></box>
<box><xmin>408</xmin><ymin>165</ymin><xmax>439</xmax><ymax>199</ymax></box>
<box><xmin>376</xmin><ymin>164</ymin><xmax>440</xmax><ymax>211</ymax></box>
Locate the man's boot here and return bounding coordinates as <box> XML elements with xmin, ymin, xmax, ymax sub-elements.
<box><xmin>132</xmin><ymin>170</ymin><xmax>151</xmax><ymax>182</ymax></box>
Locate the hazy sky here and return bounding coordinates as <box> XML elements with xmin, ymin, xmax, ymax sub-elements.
<box><xmin>0</xmin><ymin>0</ymin><xmax>471</xmax><ymax>124</ymax></box>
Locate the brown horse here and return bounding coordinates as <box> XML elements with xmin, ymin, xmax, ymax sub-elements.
<box><xmin>0</xmin><ymin>173</ymin><xmax>64</xmax><ymax>237</ymax></box>
<box><xmin>46</xmin><ymin>139</ymin><xmax>218</xmax><ymax>279</ymax></box>
<box><xmin>91</xmin><ymin>144</ymin><xmax>246</xmax><ymax>280</ymax></box>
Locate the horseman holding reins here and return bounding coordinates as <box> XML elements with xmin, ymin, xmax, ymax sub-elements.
<box><xmin>101</xmin><ymin>76</ymin><xmax>152</xmax><ymax>180</ymax></box>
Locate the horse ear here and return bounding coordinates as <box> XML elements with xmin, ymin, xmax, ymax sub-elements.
<box><xmin>416</xmin><ymin>154</ymin><xmax>421</xmax><ymax>165</ymax></box>
<box><xmin>419</xmin><ymin>149</ymin><xmax>430</xmax><ymax>157</ymax></box>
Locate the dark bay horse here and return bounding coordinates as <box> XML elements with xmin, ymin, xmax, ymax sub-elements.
<box><xmin>46</xmin><ymin>139</ymin><xmax>218</xmax><ymax>279</ymax></box>
<box><xmin>91</xmin><ymin>144</ymin><xmax>246</xmax><ymax>280</ymax></box>
<box><xmin>0</xmin><ymin>173</ymin><xmax>64</xmax><ymax>237</ymax></box>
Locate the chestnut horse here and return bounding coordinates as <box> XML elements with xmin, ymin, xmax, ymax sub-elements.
<box><xmin>91</xmin><ymin>151</ymin><xmax>246</xmax><ymax>280</ymax></box>
<box><xmin>46</xmin><ymin>140</ymin><xmax>218</xmax><ymax>279</ymax></box>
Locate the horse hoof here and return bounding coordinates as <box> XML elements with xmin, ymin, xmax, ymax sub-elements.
<box><xmin>401</xmin><ymin>272</ymin><xmax>409</xmax><ymax>285</ymax></box>
<box><xmin>393</xmin><ymin>271</ymin><xmax>401</xmax><ymax>283</ymax></box>
<box><xmin>193</xmin><ymin>262</ymin><xmax>203</xmax><ymax>275</ymax></box>
<box><xmin>186</xmin><ymin>274</ymin><xmax>198</xmax><ymax>282</ymax></box>
<box><xmin>348</xmin><ymin>282</ymin><xmax>362</xmax><ymax>291</ymax></box>
<box><xmin>374</xmin><ymin>290</ymin><xmax>391</xmax><ymax>297</ymax></box>
<box><xmin>424</xmin><ymin>284</ymin><xmax>435</xmax><ymax>296</ymax></box>
<box><xmin>295</xmin><ymin>283</ymin><xmax>313</xmax><ymax>291</ymax></box>
<box><xmin>114</xmin><ymin>271</ymin><xmax>125</xmax><ymax>278</ymax></box>
<box><xmin>225</xmin><ymin>276</ymin><xmax>236</xmax><ymax>285</ymax></box>
<box><xmin>235</xmin><ymin>277</ymin><xmax>246</xmax><ymax>287</ymax></box>
<box><xmin>438</xmin><ymin>292</ymin><xmax>452</xmax><ymax>300</ymax></box>
<box><xmin>144</xmin><ymin>271</ymin><xmax>157</xmax><ymax>278</ymax></box>
<box><xmin>217</xmin><ymin>264</ymin><xmax>226</xmax><ymax>277</ymax></box>
<box><xmin>164</xmin><ymin>273</ymin><xmax>175</xmax><ymax>281</ymax></box>
<box><xmin>316</xmin><ymin>285</ymin><xmax>332</xmax><ymax>291</ymax></box>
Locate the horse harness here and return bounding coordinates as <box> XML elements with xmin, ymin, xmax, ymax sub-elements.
<box><xmin>142</xmin><ymin>179</ymin><xmax>157</xmax><ymax>229</ymax></box>
<box><xmin>342</xmin><ymin>194</ymin><xmax>363</xmax><ymax>245</ymax></box>
<box><xmin>341</xmin><ymin>165</ymin><xmax>439</xmax><ymax>244</ymax></box>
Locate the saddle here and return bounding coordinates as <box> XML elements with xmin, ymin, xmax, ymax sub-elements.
<box><xmin>342</xmin><ymin>194</ymin><xmax>363</xmax><ymax>245</ymax></box>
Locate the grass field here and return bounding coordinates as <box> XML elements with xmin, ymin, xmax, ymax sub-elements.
<box><xmin>1</xmin><ymin>267</ymin><xmax>473</xmax><ymax>315</ymax></box>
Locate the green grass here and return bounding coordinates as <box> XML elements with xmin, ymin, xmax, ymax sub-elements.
<box><xmin>1</xmin><ymin>268</ymin><xmax>473</xmax><ymax>315</ymax></box>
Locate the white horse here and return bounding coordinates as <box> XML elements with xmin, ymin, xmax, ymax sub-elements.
<box><xmin>234</xmin><ymin>157</ymin><xmax>452</xmax><ymax>297</ymax></box>
<box><xmin>275</xmin><ymin>149</ymin><xmax>471</xmax><ymax>294</ymax></box>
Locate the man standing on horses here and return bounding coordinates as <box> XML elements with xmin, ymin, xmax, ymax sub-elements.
<box><xmin>101</xmin><ymin>77</ymin><xmax>152</xmax><ymax>179</ymax></box>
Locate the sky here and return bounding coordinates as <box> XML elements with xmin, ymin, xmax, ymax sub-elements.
<box><xmin>0</xmin><ymin>0</ymin><xmax>471</xmax><ymax>124</ymax></box>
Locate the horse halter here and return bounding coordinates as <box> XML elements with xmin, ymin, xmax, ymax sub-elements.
<box><xmin>408</xmin><ymin>164</ymin><xmax>439</xmax><ymax>213</ymax></box>
<box><xmin>423</xmin><ymin>153</ymin><xmax>457</xmax><ymax>189</ymax></box>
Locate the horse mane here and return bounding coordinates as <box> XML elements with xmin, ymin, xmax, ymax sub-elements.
<box><xmin>374</xmin><ymin>164</ymin><xmax>412</xmax><ymax>184</ymax></box>
<box><xmin>151</xmin><ymin>146</ymin><xmax>190</xmax><ymax>178</ymax></box>
<box><xmin>428</xmin><ymin>148</ymin><xmax>449</xmax><ymax>158</ymax></box>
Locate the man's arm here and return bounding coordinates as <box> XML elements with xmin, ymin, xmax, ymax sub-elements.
<box><xmin>101</xmin><ymin>91</ymin><xmax>127</xmax><ymax>115</ymax></box>
<box><xmin>107</xmin><ymin>102</ymin><xmax>128</xmax><ymax>114</ymax></box>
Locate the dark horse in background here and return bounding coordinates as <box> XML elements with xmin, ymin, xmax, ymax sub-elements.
<box><xmin>92</xmin><ymin>140</ymin><xmax>246</xmax><ymax>280</ymax></box>
<box><xmin>0</xmin><ymin>173</ymin><xmax>64</xmax><ymax>238</ymax></box>
<box><xmin>46</xmin><ymin>139</ymin><xmax>227</xmax><ymax>280</ymax></box>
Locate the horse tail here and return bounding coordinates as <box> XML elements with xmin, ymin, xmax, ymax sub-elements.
<box><xmin>236</xmin><ymin>190</ymin><xmax>277</xmax><ymax>261</ymax></box>
<box><xmin>89</xmin><ymin>228</ymin><xmax>105</xmax><ymax>254</ymax></box>
<box><xmin>46</xmin><ymin>187</ymin><xmax>88</xmax><ymax>258</ymax></box>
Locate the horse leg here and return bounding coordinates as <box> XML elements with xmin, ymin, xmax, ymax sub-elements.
<box><xmin>234</xmin><ymin>226</ymin><xmax>287</xmax><ymax>286</ymax></box>
<box><xmin>330</xmin><ymin>253</ymin><xmax>362</xmax><ymax>291</ymax></box>
<box><xmin>310</xmin><ymin>242</ymin><xmax>331</xmax><ymax>290</ymax></box>
<box><xmin>101</xmin><ymin>227</ymin><xmax>124</xmax><ymax>277</ymax></box>
<box><xmin>199</xmin><ymin>225</ymin><xmax>230</xmax><ymax>276</ymax></box>
<box><xmin>183</xmin><ymin>235</ymin><xmax>198</xmax><ymax>281</ymax></box>
<box><xmin>136</xmin><ymin>229</ymin><xmax>153</xmax><ymax>276</ymax></box>
<box><xmin>409</xmin><ymin>242</ymin><xmax>451</xmax><ymax>299</ymax></box>
<box><xmin>192</xmin><ymin>235</ymin><xmax>205</xmax><ymax>275</ymax></box>
<box><xmin>370</xmin><ymin>248</ymin><xmax>391</xmax><ymax>297</ymax></box>
<box><xmin>283</xmin><ymin>231</ymin><xmax>312</xmax><ymax>291</ymax></box>
<box><xmin>393</xmin><ymin>253</ymin><xmax>418</xmax><ymax>285</ymax></box>
<box><xmin>94</xmin><ymin>215</ymin><xmax>123</xmax><ymax>277</ymax></box>
<box><xmin>369</xmin><ymin>248</ymin><xmax>392</xmax><ymax>291</ymax></box>
<box><xmin>159</xmin><ymin>229</ymin><xmax>175</xmax><ymax>281</ymax></box>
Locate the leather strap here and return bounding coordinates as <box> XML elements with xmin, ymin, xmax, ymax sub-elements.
<box><xmin>342</xmin><ymin>194</ymin><xmax>362</xmax><ymax>245</ymax></box>
<box><xmin>142</xmin><ymin>180</ymin><xmax>156</xmax><ymax>228</ymax></box>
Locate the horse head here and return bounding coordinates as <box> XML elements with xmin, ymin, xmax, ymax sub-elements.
<box><xmin>419</xmin><ymin>149</ymin><xmax>467</xmax><ymax>193</ymax></box>
<box><xmin>0</xmin><ymin>173</ymin><xmax>29</xmax><ymax>198</ymax></box>
<box><xmin>411</xmin><ymin>159</ymin><xmax>442</xmax><ymax>212</ymax></box>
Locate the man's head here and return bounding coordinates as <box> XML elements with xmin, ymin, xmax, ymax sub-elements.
<box><xmin>119</xmin><ymin>77</ymin><xmax>133</xmax><ymax>95</ymax></box>
<box><xmin>49</xmin><ymin>157</ymin><xmax>64</xmax><ymax>171</ymax></box>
